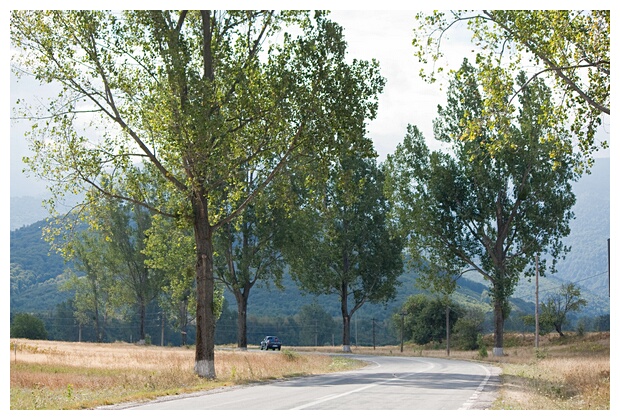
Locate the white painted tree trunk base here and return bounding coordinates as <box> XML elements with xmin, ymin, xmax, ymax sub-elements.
<box><xmin>493</xmin><ymin>347</ymin><xmax>504</xmax><ymax>356</ymax></box>
<box><xmin>342</xmin><ymin>345</ymin><xmax>352</xmax><ymax>353</ymax></box>
<box><xmin>195</xmin><ymin>359</ymin><xmax>216</xmax><ymax>379</ymax></box>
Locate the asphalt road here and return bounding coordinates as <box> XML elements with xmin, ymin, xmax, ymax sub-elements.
<box><xmin>113</xmin><ymin>354</ymin><xmax>500</xmax><ymax>410</ymax></box>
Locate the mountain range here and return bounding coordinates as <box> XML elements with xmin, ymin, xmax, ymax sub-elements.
<box><xmin>9</xmin><ymin>158</ymin><xmax>611</xmax><ymax>325</ymax></box>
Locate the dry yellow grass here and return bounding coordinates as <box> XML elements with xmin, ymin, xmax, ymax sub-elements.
<box><xmin>495</xmin><ymin>356</ymin><xmax>610</xmax><ymax>410</ymax></box>
<box><xmin>9</xmin><ymin>339</ymin><xmax>364</xmax><ymax>410</ymax></box>
<box><xmin>488</xmin><ymin>333</ymin><xmax>610</xmax><ymax>410</ymax></box>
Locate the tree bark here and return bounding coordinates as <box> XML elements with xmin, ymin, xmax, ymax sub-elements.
<box><xmin>192</xmin><ymin>192</ymin><xmax>216</xmax><ymax>378</ymax></box>
<box><xmin>341</xmin><ymin>284</ymin><xmax>351</xmax><ymax>353</ymax></box>
<box><xmin>235</xmin><ymin>290</ymin><xmax>249</xmax><ymax>350</ymax></box>
<box><xmin>492</xmin><ymin>299</ymin><xmax>504</xmax><ymax>356</ymax></box>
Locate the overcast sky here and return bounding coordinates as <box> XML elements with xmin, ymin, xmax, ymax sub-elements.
<box><xmin>7</xmin><ymin>4</ymin><xmax>612</xmax><ymax>201</ymax></box>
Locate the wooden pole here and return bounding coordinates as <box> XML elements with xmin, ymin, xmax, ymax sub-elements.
<box><xmin>535</xmin><ymin>255</ymin><xmax>539</xmax><ymax>348</ymax></box>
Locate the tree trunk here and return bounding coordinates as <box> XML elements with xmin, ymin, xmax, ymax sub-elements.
<box><xmin>341</xmin><ymin>286</ymin><xmax>351</xmax><ymax>353</ymax></box>
<box><xmin>192</xmin><ymin>194</ymin><xmax>216</xmax><ymax>379</ymax></box>
<box><xmin>180</xmin><ymin>298</ymin><xmax>188</xmax><ymax>346</ymax></box>
<box><xmin>492</xmin><ymin>299</ymin><xmax>504</xmax><ymax>356</ymax></box>
<box><xmin>342</xmin><ymin>314</ymin><xmax>351</xmax><ymax>353</ymax></box>
<box><xmin>91</xmin><ymin>276</ymin><xmax>102</xmax><ymax>343</ymax></box>
<box><xmin>139</xmin><ymin>298</ymin><xmax>146</xmax><ymax>341</ymax></box>
<box><xmin>235</xmin><ymin>290</ymin><xmax>249</xmax><ymax>350</ymax></box>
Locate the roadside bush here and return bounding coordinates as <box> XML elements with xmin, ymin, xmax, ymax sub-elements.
<box><xmin>395</xmin><ymin>295</ymin><xmax>459</xmax><ymax>345</ymax></box>
<box><xmin>10</xmin><ymin>313</ymin><xmax>48</xmax><ymax>340</ymax></box>
<box><xmin>453</xmin><ymin>308</ymin><xmax>485</xmax><ymax>350</ymax></box>
<box><xmin>477</xmin><ymin>334</ymin><xmax>488</xmax><ymax>358</ymax></box>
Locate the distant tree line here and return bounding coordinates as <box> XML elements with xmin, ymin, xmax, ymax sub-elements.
<box><xmin>11</xmin><ymin>285</ymin><xmax>609</xmax><ymax>348</ymax></box>
<box><xmin>11</xmin><ymin>299</ymin><xmax>402</xmax><ymax>348</ymax></box>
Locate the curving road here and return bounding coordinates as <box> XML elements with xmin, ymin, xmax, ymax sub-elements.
<box><xmin>116</xmin><ymin>354</ymin><xmax>500</xmax><ymax>410</ymax></box>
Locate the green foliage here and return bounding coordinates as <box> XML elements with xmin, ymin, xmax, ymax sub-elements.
<box><xmin>453</xmin><ymin>307</ymin><xmax>486</xmax><ymax>350</ymax></box>
<box><xmin>11</xmin><ymin>313</ymin><xmax>48</xmax><ymax>339</ymax></box>
<box><xmin>212</xmin><ymin>178</ymin><xmax>291</xmax><ymax>348</ymax></box>
<box><xmin>385</xmin><ymin>59</ymin><xmax>578</xmax><ymax>351</ymax></box>
<box><xmin>285</xmin><ymin>151</ymin><xmax>403</xmax><ymax>349</ymax></box>
<box><xmin>281</xmin><ymin>349</ymin><xmax>299</xmax><ymax>361</ymax></box>
<box><xmin>477</xmin><ymin>335</ymin><xmax>488</xmax><ymax>358</ymax></box>
<box><xmin>396</xmin><ymin>294</ymin><xmax>458</xmax><ymax>345</ymax></box>
<box><xmin>413</xmin><ymin>10</ymin><xmax>609</xmax><ymax>170</ymax></box>
<box><xmin>576</xmin><ymin>320</ymin><xmax>586</xmax><ymax>337</ymax></box>
<box><xmin>296</xmin><ymin>302</ymin><xmax>338</xmax><ymax>346</ymax></box>
<box><xmin>541</xmin><ymin>282</ymin><xmax>587</xmax><ymax>336</ymax></box>
<box><xmin>535</xmin><ymin>348</ymin><xmax>549</xmax><ymax>360</ymax></box>
<box><xmin>75</xmin><ymin>197</ymin><xmax>168</xmax><ymax>342</ymax></box>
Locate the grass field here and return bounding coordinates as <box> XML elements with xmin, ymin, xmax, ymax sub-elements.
<box><xmin>9</xmin><ymin>332</ymin><xmax>610</xmax><ymax>410</ymax></box>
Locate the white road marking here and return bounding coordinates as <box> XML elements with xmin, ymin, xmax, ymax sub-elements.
<box><xmin>459</xmin><ymin>363</ymin><xmax>492</xmax><ymax>410</ymax></box>
<box><xmin>290</xmin><ymin>359</ymin><xmax>435</xmax><ymax>410</ymax></box>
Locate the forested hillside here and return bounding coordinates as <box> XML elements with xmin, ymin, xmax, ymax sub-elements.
<box><xmin>9</xmin><ymin>158</ymin><xmax>610</xmax><ymax>339</ymax></box>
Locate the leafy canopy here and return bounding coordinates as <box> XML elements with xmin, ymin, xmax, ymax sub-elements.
<box><xmin>385</xmin><ymin>59</ymin><xmax>578</xmax><ymax>349</ymax></box>
<box><xmin>412</xmin><ymin>10</ymin><xmax>609</xmax><ymax>170</ymax></box>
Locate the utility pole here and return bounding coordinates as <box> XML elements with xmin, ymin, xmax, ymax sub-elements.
<box><xmin>400</xmin><ymin>311</ymin><xmax>406</xmax><ymax>353</ymax></box>
<box><xmin>372</xmin><ymin>318</ymin><xmax>376</xmax><ymax>350</ymax></box>
<box><xmin>535</xmin><ymin>255</ymin><xmax>539</xmax><ymax>348</ymax></box>
<box><xmin>445</xmin><ymin>305</ymin><xmax>450</xmax><ymax>356</ymax></box>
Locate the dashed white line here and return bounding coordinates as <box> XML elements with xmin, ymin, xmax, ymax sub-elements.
<box><xmin>290</xmin><ymin>359</ymin><xmax>435</xmax><ymax>410</ymax></box>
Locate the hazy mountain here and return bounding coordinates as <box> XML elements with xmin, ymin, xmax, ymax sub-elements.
<box><xmin>553</xmin><ymin>158</ymin><xmax>610</xmax><ymax>294</ymax></box>
<box><xmin>9</xmin><ymin>158</ymin><xmax>610</xmax><ymax>321</ymax></box>
<box><xmin>10</xmin><ymin>195</ymin><xmax>51</xmax><ymax>231</ymax></box>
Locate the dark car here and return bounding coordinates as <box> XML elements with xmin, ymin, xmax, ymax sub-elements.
<box><xmin>260</xmin><ymin>336</ymin><xmax>282</xmax><ymax>351</ymax></box>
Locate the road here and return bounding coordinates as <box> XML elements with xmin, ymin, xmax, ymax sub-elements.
<box><xmin>113</xmin><ymin>354</ymin><xmax>500</xmax><ymax>410</ymax></box>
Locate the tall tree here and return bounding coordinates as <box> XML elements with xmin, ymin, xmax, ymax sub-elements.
<box><xmin>296</xmin><ymin>302</ymin><xmax>338</xmax><ymax>346</ymax></box>
<box><xmin>385</xmin><ymin>59</ymin><xmax>578</xmax><ymax>355</ymax></box>
<box><xmin>60</xmin><ymin>231</ymin><xmax>116</xmax><ymax>343</ymax></box>
<box><xmin>143</xmin><ymin>214</ymin><xmax>205</xmax><ymax>346</ymax></box>
<box><xmin>286</xmin><ymin>151</ymin><xmax>404</xmax><ymax>352</ymax></box>
<box><xmin>11</xmin><ymin>10</ymin><xmax>384</xmax><ymax>378</ymax></box>
<box><xmin>412</xmin><ymin>10</ymin><xmax>609</xmax><ymax>169</ymax></box>
<box><xmin>213</xmin><ymin>178</ymin><xmax>288</xmax><ymax>350</ymax></box>
<box><xmin>93</xmin><ymin>197</ymin><xmax>165</xmax><ymax>342</ymax></box>
<box><xmin>10</xmin><ymin>313</ymin><xmax>48</xmax><ymax>340</ymax></box>
<box><xmin>395</xmin><ymin>294</ymin><xmax>458</xmax><ymax>345</ymax></box>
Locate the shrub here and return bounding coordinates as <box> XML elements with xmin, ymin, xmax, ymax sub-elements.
<box><xmin>477</xmin><ymin>334</ymin><xmax>488</xmax><ymax>358</ymax></box>
<box><xmin>453</xmin><ymin>308</ymin><xmax>485</xmax><ymax>350</ymax></box>
<box><xmin>10</xmin><ymin>313</ymin><xmax>48</xmax><ymax>340</ymax></box>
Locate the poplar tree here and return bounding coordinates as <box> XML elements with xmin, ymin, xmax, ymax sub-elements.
<box><xmin>285</xmin><ymin>151</ymin><xmax>404</xmax><ymax>352</ymax></box>
<box><xmin>385</xmin><ymin>60</ymin><xmax>578</xmax><ymax>355</ymax></box>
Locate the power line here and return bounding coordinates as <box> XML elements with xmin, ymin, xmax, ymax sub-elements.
<box><xmin>512</xmin><ymin>270</ymin><xmax>609</xmax><ymax>302</ymax></box>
